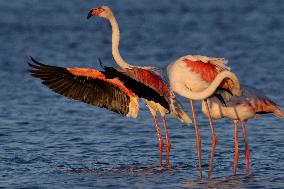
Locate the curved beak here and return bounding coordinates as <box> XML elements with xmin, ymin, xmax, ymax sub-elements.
<box><xmin>87</xmin><ymin>10</ymin><xmax>93</xmax><ymax>19</ymax></box>
<box><xmin>214</xmin><ymin>94</ymin><xmax>227</xmax><ymax>106</ymax></box>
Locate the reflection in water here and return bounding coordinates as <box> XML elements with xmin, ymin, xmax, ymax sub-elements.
<box><xmin>61</xmin><ymin>163</ymin><xmax>261</xmax><ymax>188</ymax></box>
<box><xmin>59</xmin><ymin>163</ymin><xmax>193</xmax><ymax>176</ymax></box>
<box><xmin>182</xmin><ymin>175</ymin><xmax>255</xmax><ymax>189</ymax></box>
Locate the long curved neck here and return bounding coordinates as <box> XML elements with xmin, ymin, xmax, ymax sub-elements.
<box><xmin>178</xmin><ymin>71</ymin><xmax>241</xmax><ymax>100</ymax></box>
<box><xmin>108</xmin><ymin>15</ymin><xmax>131</xmax><ymax>69</ymax></box>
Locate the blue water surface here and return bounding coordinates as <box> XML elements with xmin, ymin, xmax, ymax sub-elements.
<box><xmin>1</xmin><ymin>0</ymin><xmax>284</xmax><ymax>188</ymax></box>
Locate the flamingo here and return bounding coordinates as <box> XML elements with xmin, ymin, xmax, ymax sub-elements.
<box><xmin>202</xmin><ymin>85</ymin><xmax>284</xmax><ymax>175</ymax></box>
<box><xmin>28</xmin><ymin>56</ymin><xmax>191</xmax><ymax>166</ymax></box>
<box><xmin>167</xmin><ymin>55</ymin><xmax>241</xmax><ymax>177</ymax></box>
<box><xmin>87</xmin><ymin>6</ymin><xmax>191</xmax><ymax>167</ymax></box>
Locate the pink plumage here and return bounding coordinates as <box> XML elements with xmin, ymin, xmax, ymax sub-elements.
<box><xmin>203</xmin><ymin>85</ymin><xmax>283</xmax><ymax>175</ymax></box>
<box><xmin>119</xmin><ymin>67</ymin><xmax>169</xmax><ymax>98</ymax></box>
<box><xmin>168</xmin><ymin>54</ymin><xmax>241</xmax><ymax>178</ymax></box>
<box><xmin>204</xmin><ymin>85</ymin><xmax>284</xmax><ymax>121</ymax></box>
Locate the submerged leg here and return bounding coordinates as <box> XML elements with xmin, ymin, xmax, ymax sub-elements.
<box><xmin>162</xmin><ymin>116</ymin><xmax>171</xmax><ymax>166</ymax></box>
<box><xmin>204</xmin><ymin>99</ymin><xmax>217</xmax><ymax>178</ymax></box>
<box><xmin>152</xmin><ymin>114</ymin><xmax>164</xmax><ymax>167</ymax></box>
<box><xmin>189</xmin><ymin>99</ymin><xmax>202</xmax><ymax>178</ymax></box>
<box><xmin>233</xmin><ymin>120</ymin><xmax>239</xmax><ymax>176</ymax></box>
<box><xmin>241</xmin><ymin>121</ymin><xmax>250</xmax><ymax>175</ymax></box>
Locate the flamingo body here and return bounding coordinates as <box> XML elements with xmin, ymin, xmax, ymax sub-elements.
<box><xmin>202</xmin><ymin>85</ymin><xmax>284</xmax><ymax>121</ymax></box>
<box><xmin>119</xmin><ymin>67</ymin><xmax>169</xmax><ymax>97</ymax></box>
<box><xmin>168</xmin><ymin>55</ymin><xmax>231</xmax><ymax>94</ymax></box>
<box><xmin>103</xmin><ymin>66</ymin><xmax>170</xmax><ymax>111</ymax></box>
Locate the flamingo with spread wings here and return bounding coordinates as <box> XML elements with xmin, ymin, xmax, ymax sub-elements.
<box><xmin>28</xmin><ymin>56</ymin><xmax>190</xmax><ymax>166</ymax></box>
<box><xmin>202</xmin><ymin>85</ymin><xmax>284</xmax><ymax>175</ymax></box>
<box><xmin>87</xmin><ymin>6</ymin><xmax>191</xmax><ymax>167</ymax></box>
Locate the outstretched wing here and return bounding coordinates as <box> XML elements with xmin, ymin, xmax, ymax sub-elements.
<box><xmin>28</xmin><ymin>57</ymin><xmax>139</xmax><ymax>118</ymax></box>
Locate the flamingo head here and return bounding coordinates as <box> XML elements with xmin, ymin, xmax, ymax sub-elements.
<box><xmin>87</xmin><ymin>6</ymin><xmax>112</xmax><ymax>20</ymax></box>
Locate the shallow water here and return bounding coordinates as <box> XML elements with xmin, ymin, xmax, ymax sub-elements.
<box><xmin>1</xmin><ymin>0</ymin><xmax>284</xmax><ymax>188</ymax></box>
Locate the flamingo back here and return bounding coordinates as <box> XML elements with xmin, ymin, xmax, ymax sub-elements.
<box><xmin>203</xmin><ymin>85</ymin><xmax>284</xmax><ymax>121</ymax></box>
<box><xmin>120</xmin><ymin>67</ymin><xmax>169</xmax><ymax>97</ymax></box>
<box><xmin>103</xmin><ymin>66</ymin><xmax>170</xmax><ymax>110</ymax></box>
<box><xmin>182</xmin><ymin>55</ymin><xmax>230</xmax><ymax>72</ymax></box>
<box><xmin>240</xmin><ymin>85</ymin><xmax>284</xmax><ymax>118</ymax></box>
<box><xmin>168</xmin><ymin>55</ymin><xmax>234</xmax><ymax>93</ymax></box>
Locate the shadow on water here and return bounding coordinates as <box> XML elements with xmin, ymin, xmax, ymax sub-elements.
<box><xmin>182</xmin><ymin>174</ymin><xmax>256</xmax><ymax>189</ymax></box>
<box><xmin>58</xmin><ymin>163</ymin><xmax>263</xmax><ymax>188</ymax></box>
<box><xmin>58</xmin><ymin>163</ymin><xmax>193</xmax><ymax>176</ymax></box>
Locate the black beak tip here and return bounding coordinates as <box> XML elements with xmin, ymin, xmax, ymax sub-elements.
<box><xmin>215</xmin><ymin>94</ymin><xmax>227</xmax><ymax>107</ymax></box>
<box><xmin>87</xmin><ymin>10</ymin><xmax>93</xmax><ymax>19</ymax></box>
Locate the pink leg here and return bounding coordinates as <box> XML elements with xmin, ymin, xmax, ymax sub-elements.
<box><xmin>241</xmin><ymin>121</ymin><xmax>250</xmax><ymax>175</ymax></box>
<box><xmin>189</xmin><ymin>99</ymin><xmax>202</xmax><ymax>178</ymax></box>
<box><xmin>204</xmin><ymin>99</ymin><xmax>217</xmax><ymax>178</ymax></box>
<box><xmin>233</xmin><ymin>120</ymin><xmax>239</xmax><ymax>176</ymax></box>
<box><xmin>153</xmin><ymin>115</ymin><xmax>163</xmax><ymax>167</ymax></box>
<box><xmin>162</xmin><ymin>116</ymin><xmax>171</xmax><ymax>166</ymax></box>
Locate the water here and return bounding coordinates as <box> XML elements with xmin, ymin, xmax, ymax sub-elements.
<box><xmin>1</xmin><ymin>0</ymin><xmax>284</xmax><ymax>188</ymax></box>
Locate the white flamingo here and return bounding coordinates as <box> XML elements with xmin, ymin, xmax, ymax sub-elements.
<box><xmin>167</xmin><ymin>55</ymin><xmax>241</xmax><ymax>177</ymax></box>
<box><xmin>202</xmin><ymin>85</ymin><xmax>284</xmax><ymax>175</ymax></box>
<box><xmin>28</xmin><ymin>56</ymin><xmax>188</xmax><ymax>167</ymax></box>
